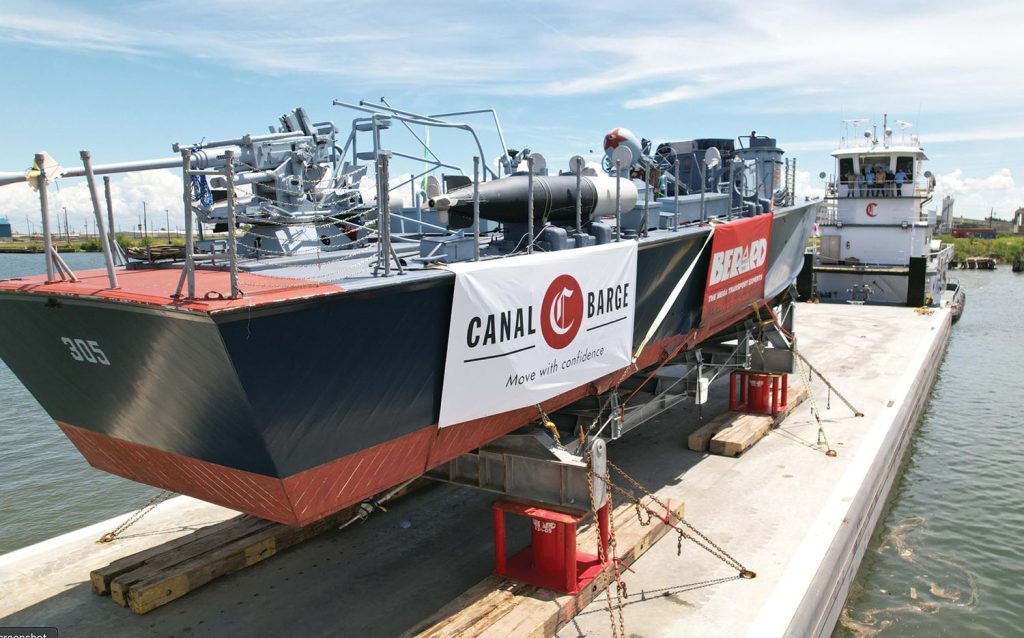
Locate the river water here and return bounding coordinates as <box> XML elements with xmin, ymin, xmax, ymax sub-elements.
<box><xmin>0</xmin><ymin>255</ymin><xmax>1021</xmax><ymax>635</ymax></box>
<box><xmin>835</xmin><ymin>268</ymin><xmax>1024</xmax><ymax>638</ymax></box>
<box><xmin>0</xmin><ymin>253</ymin><xmax>158</xmax><ymax>554</ymax></box>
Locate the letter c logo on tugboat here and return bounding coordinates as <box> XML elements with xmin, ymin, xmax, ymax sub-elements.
<box><xmin>866</xmin><ymin>202</ymin><xmax>878</xmax><ymax>217</ymax></box>
<box><xmin>541</xmin><ymin>274</ymin><xmax>584</xmax><ymax>350</ymax></box>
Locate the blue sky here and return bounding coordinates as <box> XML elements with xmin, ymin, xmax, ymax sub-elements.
<box><xmin>0</xmin><ymin>0</ymin><xmax>1022</xmax><ymax>232</ymax></box>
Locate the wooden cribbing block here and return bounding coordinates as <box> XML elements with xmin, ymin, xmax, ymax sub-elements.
<box><xmin>90</xmin><ymin>514</ymin><xmax>261</xmax><ymax>595</ymax></box>
<box><xmin>708</xmin><ymin>385</ymin><xmax>809</xmax><ymax>458</ymax></box>
<box><xmin>92</xmin><ymin>478</ymin><xmax>431</xmax><ymax>614</ymax></box>
<box><xmin>709</xmin><ymin>415</ymin><xmax>772</xmax><ymax>457</ymax></box>
<box><xmin>406</xmin><ymin>496</ymin><xmax>684</xmax><ymax>638</ymax></box>
<box><xmin>687</xmin><ymin>411</ymin><xmax>738</xmax><ymax>452</ymax></box>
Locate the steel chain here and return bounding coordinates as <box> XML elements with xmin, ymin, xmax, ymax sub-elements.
<box><xmin>98</xmin><ymin>490</ymin><xmax>174</xmax><ymax>543</ymax></box>
<box><xmin>794</xmin><ymin>348</ymin><xmax>837</xmax><ymax>456</ymax></box>
<box><xmin>587</xmin><ymin>463</ymin><xmax>626</xmax><ymax>638</ymax></box>
<box><xmin>604</xmin><ymin>460</ymin><xmax>755</xmax><ymax>577</ymax></box>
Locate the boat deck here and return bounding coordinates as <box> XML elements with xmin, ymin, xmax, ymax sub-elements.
<box><xmin>0</xmin><ymin>219</ymin><xmax>713</xmax><ymax>312</ymax></box>
<box><xmin>0</xmin><ymin>302</ymin><xmax>951</xmax><ymax>637</ymax></box>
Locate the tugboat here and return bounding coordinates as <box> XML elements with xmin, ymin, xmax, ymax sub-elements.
<box><xmin>809</xmin><ymin>115</ymin><xmax>965</xmax><ymax>319</ymax></box>
<box><xmin>0</xmin><ymin>101</ymin><xmax>818</xmax><ymax>525</ymax></box>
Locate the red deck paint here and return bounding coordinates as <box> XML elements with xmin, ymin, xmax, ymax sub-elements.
<box><xmin>0</xmin><ymin>267</ymin><xmax>342</xmax><ymax>314</ymax></box>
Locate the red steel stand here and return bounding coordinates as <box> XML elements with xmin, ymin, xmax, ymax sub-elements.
<box><xmin>729</xmin><ymin>371</ymin><xmax>788</xmax><ymax>416</ymax></box>
<box><xmin>491</xmin><ymin>498</ymin><xmax>610</xmax><ymax>594</ymax></box>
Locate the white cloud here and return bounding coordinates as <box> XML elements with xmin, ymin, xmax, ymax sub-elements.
<box><xmin>0</xmin><ymin>12</ymin><xmax>146</xmax><ymax>54</ymax></box>
<box><xmin>935</xmin><ymin>168</ymin><xmax>1024</xmax><ymax>219</ymax></box>
<box><xmin>0</xmin><ymin>170</ymin><xmax>185</xmax><ymax>234</ymax></box>
<box><xmin>3</xmin><ymin>1</ymin><xmax>1024</xmax><ymax>112</ymax></box>
<box><xmin>518</xmin><ymin>1</ymin><xmax>1024</xmax><ymax>113</ymax></box>
<box><xmin>794</xmin><ymin>169</ymin><xmax>826</xmax><ymax>201</ymax></box>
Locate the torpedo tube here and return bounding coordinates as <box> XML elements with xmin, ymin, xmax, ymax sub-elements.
<box><xmin>429</xmin><ymin>174</ymin><xmax>638</xmax><ymax>228</ymax></box>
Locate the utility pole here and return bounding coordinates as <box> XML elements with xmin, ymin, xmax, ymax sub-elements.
<box><xmin>165</xmin><ymin>209</ymin><xmax>171</xmax><ymax>241</ymax></box>
<box><xmin>143</xmin><ymin>201</ymin><xmax>148</xmax><ymax>239</ymax></box>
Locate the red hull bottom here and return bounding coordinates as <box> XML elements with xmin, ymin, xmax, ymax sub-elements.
<box><xmin>57</xmin><ymin>327</ymin><xmax>735</xmax><ymax>526</ymax></box>
<box><xmin>56</xmin><ymin>389</ymin><xmax>595</xmax><ymax>526</ymax></box>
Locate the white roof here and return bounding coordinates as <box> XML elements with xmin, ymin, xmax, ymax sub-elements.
<box><xmin>831</xmin><ymin>145</ymin><xmax>927</xmax><ymax>160</ymax></box>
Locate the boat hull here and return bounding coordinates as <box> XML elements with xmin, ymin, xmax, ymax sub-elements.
<box><xmin>0</xmin><ymin>203</ymin><xmax>817</xmax><ymax>525</ymax></box>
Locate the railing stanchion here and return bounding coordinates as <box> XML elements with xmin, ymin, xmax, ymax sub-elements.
<box><xmin>527</xmin><ymin>155</ymin><xmax>535</xmax><ymax>254</ymax></box>
<box><xmin>473</xmin><ymin>156</ymin><xmax>481</xmax><ymax>261</ymax></box>
<box><xmin>615</xmin><ymin>159</ymin><xmax>622</xmax><ymax>242</ymax></box>
<box><xmin>223</xmin><ymin>149</ymin><xmax>240</xmax><ymax>298</ymax></box>
<box><xmin>574</xmin><ymin>159</ymin><xmax>582</xmax><ymax>235</ymax></box>
<box><xmin>103</xmin><ymin>176</ymin><xmax>123</xmax><ymax>265</ymax></box>
<box><xmin>181</xmin><ymin>149</ymin><xmax>196</xmax><ymax>299</ymax></box>
<box><xmin>33</xmin><ymin>153</ymin><xmax>55</xmax><ymax>283</ymax></box>
<box><xmin>642</xmin><ymin>167</ymin><xmax>650</xmax><ymax>237</ymax></box>
<box><xmin>699</xmin><ymin>152</ymin><xmax>707</xmax><ymax>224</ymax></box>
<box><xmin>674</xmin><ymin>160</ymin><xmax>680</xmax><ymax>230</ymax></box>
<box><xmin>80</xmin><ymin>150</ymin><xmax>119</xmax><ymax>289</ymax></box>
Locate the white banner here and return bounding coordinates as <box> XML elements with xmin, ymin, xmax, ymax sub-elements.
<box><xmin>439</xmin><ymin>241</ymin><xmax>638</xmax><ymax>428</ymax></box>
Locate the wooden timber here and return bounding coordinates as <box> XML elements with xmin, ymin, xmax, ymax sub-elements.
<box><xmin>687</xmin><ymin>410</ymin><xmax>738</xmax><ymax>452</ymax></box>
<box><xmin>405</xmin><ymin>496</ymin><xmax>684</xmax><ymax>638</ymax></box>
<box><xmin>91</xmin><ymin>479</ymin><xmax>431</xmax><ymax>614</ymax></box>
<box><xmin>707</xmin><ymin>385</ymin><xmax>808</xmax><ymax>457</ymax></box>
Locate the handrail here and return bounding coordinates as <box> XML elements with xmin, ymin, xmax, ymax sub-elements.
<box><xmin>333</xmin><ymin>100</ymin><xmax>499</xmax><ymax>180</ymax></box>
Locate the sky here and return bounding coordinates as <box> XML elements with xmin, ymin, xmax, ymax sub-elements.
<box><xmin>0</xmin><ymin>0</ymin><xmax>1022</xmax><ymax>233</ymax></box>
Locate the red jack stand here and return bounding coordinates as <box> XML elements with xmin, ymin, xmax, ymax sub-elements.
<box><xmin>491</xmin><ymin>498</ymin><xmax>610</xmax><ymax>594</ymax></box>
<box><xmin>729</xmin><ymin>370</ymin><xmax>788</xmax><ymax>416</ymax></box>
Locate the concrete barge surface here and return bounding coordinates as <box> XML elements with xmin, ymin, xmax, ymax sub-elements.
<box><xmin>0</xmin><ymin>303</ymin><xmax>951</xmax><ymax>637</ymax></box>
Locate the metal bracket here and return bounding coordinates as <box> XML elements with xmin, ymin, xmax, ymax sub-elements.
<box><xmin>425</xmin><ymin>431</ymin><xmax>606</xmax><ymax>512</ymax></box>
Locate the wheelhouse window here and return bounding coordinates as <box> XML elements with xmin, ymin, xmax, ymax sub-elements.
<box><xmin>860</xmin><ymin>155</ymin><xmax>891</xmax><ymax>174</ymax></box>
<box><xmin>839</xmin><ymin>158</ymin><xmax>854</xmax><ymax>180</ymax></box>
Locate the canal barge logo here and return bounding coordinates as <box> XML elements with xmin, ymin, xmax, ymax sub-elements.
<box><xmin>541</xmin><ymin>274</ymin><xmax>583</xmax><ymax>349</ymax></box>
<box><xmin>439</xmin><ymin>241</ymin><xmax>637</xmax><ymax>428</ymax></box>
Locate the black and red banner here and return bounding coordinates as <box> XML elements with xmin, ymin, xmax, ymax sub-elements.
<box><xmin>702</xmin><ymin>215</ymin><xmax>773</xmax><ymax>329</ymax></box>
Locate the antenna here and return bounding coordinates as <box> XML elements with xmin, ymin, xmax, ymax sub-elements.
<box><xmin>610</xmin><ymin>146</ymin><xmax>634</xmax><ymax>173</ymax></box>
<box><xmin>843</xmin><ymin>119</ymin><xmax>869</xmax><ymax>147</ymax></box>
<box><xmin>704</xmin><ymin>146</ymin><xmax>721</xmax><ymax>169</ymax></box>
<box><xmin>529</xmin><ymin>153</ymin><xmax>547</xmax><ymax>175</ymax></box>
<box><xmin>896</xmin><ymin>120</ymin><xmax>913</xmax><ymax>143</ymax></box>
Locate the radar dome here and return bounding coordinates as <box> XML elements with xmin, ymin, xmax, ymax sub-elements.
<box><xmin>603</xmin><ymin>127</ymin><xmax>642</xmax><ymax>167</ymax></box>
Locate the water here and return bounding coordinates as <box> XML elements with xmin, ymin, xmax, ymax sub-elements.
<box><xmin>836</xmin><ymin>268</ymin><xmax>1024</xmax><ymax>638</ymax></box>
<box><xmin>0</xmin><ymin>253</ymin><xmax>158</xmax><ymax>555</ymax></box>
<box><xmin>0</xmin><ymin>258</ymin><xmax>1021</xmax><ymax>637</ymax></box>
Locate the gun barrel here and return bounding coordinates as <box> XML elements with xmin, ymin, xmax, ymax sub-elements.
<box><xmin>0</xmin><ymin>147</ymin><xmax>240</xmax><ymax>188</ymax></box>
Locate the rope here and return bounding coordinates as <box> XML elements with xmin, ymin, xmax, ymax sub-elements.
<box><xmin>190</xmin><ymin>174</ymin><xmax>214</xmax><ymax>208</ymax></box>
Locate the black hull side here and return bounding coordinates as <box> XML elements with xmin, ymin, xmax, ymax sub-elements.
<box><xmin>210</xmin><ymin>228</ymin><xmax>713</xmax><ymax>478</ymax></box>
<box><xmin>0</xmin><ymin>204</ymin><xmax>816</xmax><ymax>484</ymax></box>
<box><xmin>214</xmin><ymin>278</ymin><xmax>454</xmax><ymax>478</ymax></box>
<box><xmin>0</xmin><ymin>296</ymin><xmax>275</xmax><ymax>475</ymax></box>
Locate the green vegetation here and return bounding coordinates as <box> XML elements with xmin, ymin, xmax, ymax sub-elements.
<box><xmin>0</xmin><ymin>236</ymin><xmax>186</xmax><ymax>253</ymax></box>
<box><xmin>938</xmin><ymin>234</ymin><xmax>1024</xmax><ymax>262</ymax></box>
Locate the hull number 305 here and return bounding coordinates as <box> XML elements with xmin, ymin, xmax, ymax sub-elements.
<box><xmin>60</xmin><ymin>337</ymin><xmax>110</xmax><ymax>366</ymax></box>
